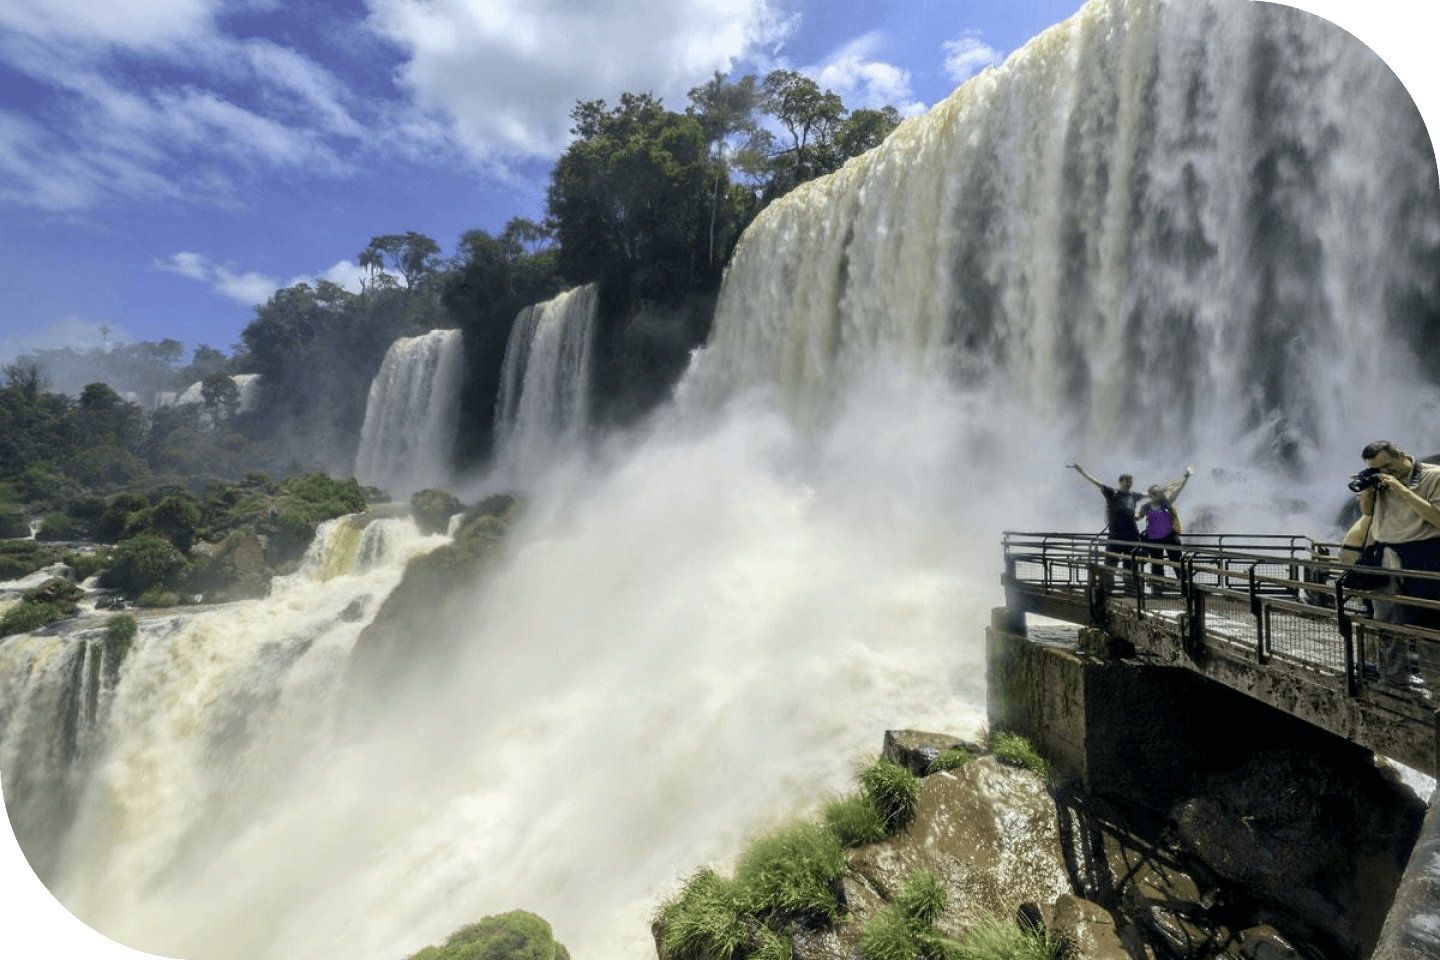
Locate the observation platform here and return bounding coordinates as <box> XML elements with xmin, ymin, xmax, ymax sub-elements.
<box><xmin>998</xmin><ymin>532</ymin><xmax>1440</xmax><ymax>778</ymax></box>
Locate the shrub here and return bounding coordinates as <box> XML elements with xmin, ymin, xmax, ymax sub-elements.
<box><xmin>927</xmin><ymin>747</ymin><xmax>974</xmax><ymax>775</ymax></box>
<box><xmin>860</xmin><ymin>758</ymin><xmax>921</xmax><ymax>832</ymax></box>
<box><xmin>151</xmin><ymin>493</ymin><xmax>202</xmax><ymax>551</ymax></box>
<box><xmin>0</xmin><ymin>599</ymin><xmax>67</xmax><ymax>637</ymax></box>
<box><xmin>986</xmin><ymin>731</ymin><xmax>1048</xmax><ymax>779</ymax></box>
<box><xmin>659</xmin><ymin>869</ymin><xmax>749</xmax><ymax>960</ymax></box>
<box><xmin>37</xmin><ymin>510</ymin><xmax>78</xmax><ymax>541</ymax></box>
<box><xmin>102</xmin><ymin>533</ymin><xmax>185</xmax><ymax>595</ymax></box>
<box><xmin>136</xmin><ymin>586</ymin><xmax>186</xmax><ymax>608</ymax></box>
<box><xmin>823</xmin><ymin>792</ymin><xmax>888</xmax><ymax>848</ymax></box>
<box><xmin>105</xmin><ymin>614</ymin><xmax>138</xmax><ymax>662</ymax></box>
<box><xmin>63</xmin><ymin>548</ymin><xmax>112</xmax><ymax>581</ymax></box>
<box><xmin>734</xmin><ymin>820</ymin><xmax>847</xmax><ymax>922</ymax></box>
<box><xmin>406</xmin><ymin>909</ymin><xmax>570</xmax><ymax>960</ymax></box>
<box><xmin>99</xmin><ymin>493</ymin><xmax>149</xmax><ymax>543</ymax></box>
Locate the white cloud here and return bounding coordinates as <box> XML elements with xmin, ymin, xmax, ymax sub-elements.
<box><xmin>942</xmin><ymin>34</ymin><xmax>1004</xmax><ymax>83</ymax></box>
<box><xmin>155</xmin><ymin>252</ymin><xmax>368</xmax><ymax>308</ymax></box>
<box><xmin>364</xmin><ymin>0</ymin><xmax>794</xmax><ymax>157</ymax></box>
<box><xmin>811</xmin><ymin>32</ymin><xmax>924</xmax><ymax>116</ymax></box>
<box><xmin>156</xmin><ymin>252</ymin><xmax>281</xmax><ymax>306</ymax></box>
<box><xmin>0</xmin><ymin>0</ymin><xmax>219</xmax><ymax>50</ymax></box>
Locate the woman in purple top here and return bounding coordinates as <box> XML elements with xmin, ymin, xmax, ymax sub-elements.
<box><xmin>1138</xmin><ymin>465</ymin><xmax>1195</xmax><ymax>592</ymax></box>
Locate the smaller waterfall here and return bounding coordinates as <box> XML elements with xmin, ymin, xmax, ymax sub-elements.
<box><xmin>492</xmin><ymin>284</ymin><xmax>599</xmax><ymax>488</ymax></box>
<box><xmin>354</xmin><ymin>330</ymin><xmax>465</xmax><ymax>498</ymax></box>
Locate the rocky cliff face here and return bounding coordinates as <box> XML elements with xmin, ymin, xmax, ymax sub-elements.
<box><xmin>752</xmin><ymin>730</ymin><xmax>1425</xmax><ymax>960</ymax></box>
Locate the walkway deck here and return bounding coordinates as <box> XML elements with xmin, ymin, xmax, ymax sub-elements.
<box><xmin>1001</xmin><ymin>532</ymin><xmax>1440</xmax><ymax>777</ymax></box>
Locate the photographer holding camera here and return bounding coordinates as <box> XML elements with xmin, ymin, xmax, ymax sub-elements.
<box><xmin>1350</xmin><ymin>441</ymin><xmax>1440</xmax><ymax>682</ymax></box>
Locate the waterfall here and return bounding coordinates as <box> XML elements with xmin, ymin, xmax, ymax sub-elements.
<box><xmin>3</xmin><ymin>2</ymin><xmax>1438</xmax><ymax>960</ymax></box>
<box><xmin>492</xmin><ymin>284</ymin><xmax>599</xmax><ymax>489</ymax></box>
<box><xmin>682</xmin><ymin>0</ymin><xmax>1440</xmax><ymax>482</ymax></box>
<box><xmin>354</xmin><ymin>330</ymin><xmax>465</xmax><ymax>498</ymax></box>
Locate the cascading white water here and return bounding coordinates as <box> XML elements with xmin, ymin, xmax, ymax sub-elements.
<box><xmin>4</xmin><ymin>2</ymin><xmax>1440</xmax><ymax>960</ymax></box>
<box><xmin>354</xmin><ymin>330</ymin><xmax>466</xmax><ymax>498</ymax></box>
<box><xmin>492</xmin><ymin>284</ymin><xmax>599</xmax><ymax>489</ymax></box>
<box><xmin>682</xmin><ymin>0</ymin><xmax>1440</xmax><ymax>496</ymax></box>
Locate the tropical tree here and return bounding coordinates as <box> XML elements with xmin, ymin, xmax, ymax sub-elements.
<box><xmin>546</xmin><ymin>93</ymin><xmax>713</xmax><ymax>302</ymax></box>
<box><xmin>760</xmin><ymin>69</ymin><xmax>845</xmax><ymax>195</ymax></box>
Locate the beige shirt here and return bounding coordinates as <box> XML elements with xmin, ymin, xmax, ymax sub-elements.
<box><xmin>1372</xmin><ymin>462</ymin><xmax>1440</xmax><ymax>544</ymax></box>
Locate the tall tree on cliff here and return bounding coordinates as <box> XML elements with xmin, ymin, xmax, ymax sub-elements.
<box><xmin>546</xmin><ymin>93</ymin><xmax>714</xmax><ymax>304</ymax></box>
<box><xmin>687</xmin><ymin>72</ymin><xmax>761</xmax><ymax>278</ymax></box>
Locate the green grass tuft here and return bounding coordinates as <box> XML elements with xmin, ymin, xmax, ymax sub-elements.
<box><xmin>953</xmin><ymin>915</ymin><xmax>1064</xmax><ymax>960</ymax></box>
<box><xmin>859</xmin><ymin>757</ymin><xmax>921</xmax><ymax>832</ymax></box>
<box><xmin>893</xmin><ymin>870</ymin><xmax>947</xmax><ymax>928</ymax></box>
<box><xmin>823</xmin><ymin>792</ymin><xmax>888</xmax><ymax>848</ymax></box>
<box><xmin>926</xmin><ymin>747</ymin><xmax>973</xmax><ymax>775</ymax></box>
<box><xmin>660</xmin><ymin>869</ymin><xmax>749</xmax><ymax>960</ymax></box>
<box><xmin>734</xmin><ymin>820</ymin><xmax>846</xmax><ymax>922</ymax></box>
<box><xmin>985</xmin><ymin>731</ymin><xmax>1049</xmax><ymax>779</ymax></box>
<box><xmin>859</xmin><ymin>906</ymin><xmax>923</xmax><ymax>960</ymax></box>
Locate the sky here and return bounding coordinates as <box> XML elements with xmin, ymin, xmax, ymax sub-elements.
<box><xmin>4</xmin><ymin>0</ymin><xmax>1430</xmax><ymax>375</ymax></box>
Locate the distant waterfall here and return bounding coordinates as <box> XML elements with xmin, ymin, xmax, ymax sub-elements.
<box><xmin>492</xmin><ymin>284</ymin><xmax>599</xmax><ymax>487</ymax></box>
<box><xmin>354</xmin><ymin>330</ymin><xmax>465</xmax><ymax>498</ymax></box>
<box><xmin>0</xmin><ymin>514</ymin><xmax>445</xmax><ymax>895</ymax></box>
<box><xmin>682</xmin><ymin>0</ymin><xmax>1440</xmax><ymax>475</ymax></box>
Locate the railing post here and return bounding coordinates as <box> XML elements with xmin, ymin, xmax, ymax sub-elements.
<box><xmin>1184</xmin><ymin>561</ymin><xmax>1206</xmax><ymax>657</ymax></box>
<box><xmin>1336</xmin><ymin>579</ymin><xmax>1361</xmax><ymax>697</ymax></box>
<box><xmin>1249</xmin><ymin>564</ymin><xmax>1269</xmax><ymax>664</ymax></box>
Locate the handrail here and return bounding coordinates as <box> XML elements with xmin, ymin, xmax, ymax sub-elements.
<box><xmin>1002</xmin><ymin>531</ymin><xmax>1440</xmax><ymax>701</ymax></box>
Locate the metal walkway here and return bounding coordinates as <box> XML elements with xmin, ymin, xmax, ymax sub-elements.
<box><xmin>1001</xmin><ymin>532</ymin><xmax>1440</xmax><ymax>777</ymax></box>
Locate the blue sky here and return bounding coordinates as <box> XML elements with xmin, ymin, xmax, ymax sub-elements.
<box><xmin>0</xmin><ymin>0</ymin><xmax>1433</xmax><ymax>375</ymax></box>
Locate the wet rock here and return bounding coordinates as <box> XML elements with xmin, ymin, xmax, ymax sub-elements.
<box><xmin>1047</xmin><ymin>893</ymin><xmax>1129</xmax><ymax>960</ymax></box>
<box><xmin>882</xmin><ymin>729</ymin><xmax>983</xmax><ymax>777</ymax></box>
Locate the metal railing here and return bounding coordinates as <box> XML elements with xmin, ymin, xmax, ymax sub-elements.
<box><xmin>1002</xmin><ymin>531</ymin><xmax>1440</xmax><ymax>700</ymax></box>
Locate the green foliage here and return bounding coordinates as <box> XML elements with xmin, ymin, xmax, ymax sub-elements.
<box><xmin>63</xmin><ymin>548</ymin><xmax>111</xmax><ymax>580</ymax></box>
<box><xmin>0</xmin><ymin>578</ymin><xmax>81</xmax><ymax>636</ymax></box>
<box><xmin>660</xmin><ymin>869</ymin><xmax>749</xmax><ymax>960</ymax></box>
<box><xmin>99</xmin><ymin>493</ymin><xmax>150</xmax><ymax>543</ymax></box>
<box><xmin>102</xmin><ymin>532</ymin><xmax>185</xmax><ymax>595</ymax></box>
<box><xmin>893</xmin><ymin>871</ymin><xmax>948</xmax><ymax>928</ymax></box>
<box><xmin>404</xmin><ymin>909</ymin><xmax>569</xmax><ymax>960</ymax></box>
<box><xmin>105</xmin><ymin>614</ymin><xmax>138</xmax><ymax>661</ymax></box>
<box><xmin>860</xmin><ymin>758</ymin><xmax>921</xmax><ymax>832</ymax></box>
<box><xmin>985</xmin><ymin>731</ymin><xmax>1049</xmax><ymax>779</ymax></box>
<box><xmin>859</xmin><ymin>903</ymin><xmax>924</xmax><ymax>960</ymax></box>
<box><xmin>0</xmin><ymin>599</ymin><xmax>67</xmax><ymax>637</ymax></box>
<box><xmin>37</xmin><ymin>510</ymin><xmax>78</xmax><ymax>541</ymax></box>
<box><xmin>927</xmin><ymin>748</ymin><xmax>974</xmax><ymax>775</ymax></box>
<box><xmin>548</xmin><ymin>93</ymin><xmax>713</xmax><ymax>301</ymax></box>
<box><xmin>734</xmin><ymin>820</ymin><xmax>846</xmax><ymax>922</ymax></box>
<box><xmin>859</xmin><ymin>871</ymin><xmax>961</xmax><ymax>960</ymax></box>
<box><xmin>136</xmin><ymin>586</ymin><xmax>186</xmax><ymax>608</ymax></box>
<box><xmin>274</xmin><ymin>473</ymin><xmax>366</xmax><ymax>529</ymax></box>
<box><xmin>952</xmin><ymin>916</ymin><xmax>1064</xmax><ymax>960</ymax></box>
<box><xmin>823</xmin><ymin>792</ymin><xmax>888</xmax><ymax>848</ymax></box>
<box><xmin>150</xmin><ymin>493</ymin><xmax>202</xmax><ymax>551</ymax></box>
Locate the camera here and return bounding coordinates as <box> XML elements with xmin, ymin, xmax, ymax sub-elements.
<box><xmin>1348</xmin><ymin>467</ymin><xmax>1384</xmax><ymax>493</ymax></box>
